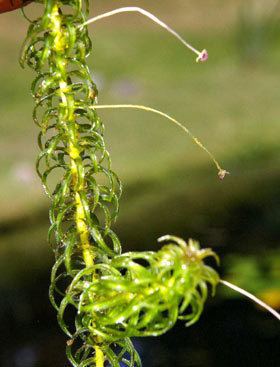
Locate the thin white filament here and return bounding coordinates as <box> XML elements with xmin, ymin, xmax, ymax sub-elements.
<box><xmin>220</xmin><ymin>279</ymin><xmax>280</xmax><ymax>321</ymax></box>
<box><xmin>90</xmin><ymin>104</ymin><xmax>228</xmax><ymax>179</ymax></box>
<box><xmin>82</xmin><ymin>7</ymin><xmax>207</xmax><ymax>62</ymax></box>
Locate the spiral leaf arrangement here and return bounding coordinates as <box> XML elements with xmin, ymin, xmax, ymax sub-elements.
<box><xmin>20</xmin><ymin>0</ymin><xmax>220</xmax><ymax>366</ymax></box>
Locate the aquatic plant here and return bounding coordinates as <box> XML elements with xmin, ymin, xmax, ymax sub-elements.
<box><xmin>19</xmin><ymin>1</ymin><xmax>279</xmax><ymax>366</ymax></box>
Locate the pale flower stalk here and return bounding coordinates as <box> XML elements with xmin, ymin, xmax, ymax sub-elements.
<box><xmin>83</xmin><ymin>6</ymin><xmax>208</xmax><ymax>63</ymax></box>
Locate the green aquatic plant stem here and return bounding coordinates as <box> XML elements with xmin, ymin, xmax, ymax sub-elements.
<box><xmin>20</xmin><ymin>1</ymin><xmax>221</xmax><ymax>364</ymax></box>
<box><xmin>48</xmin><ymin>6</ymin><xmax>103</xmax><ymax>362</ymax></box>
<box><xmin>43</xmin><ymin>1</ymin><xmax>102</xmax><ymax>363</ymax></box>
<box><xmin>21</xmin><ymin>0</ymin><xmax>123</xmax><ymax>364</ymax></box>
<box><xmin>50</xmin><ymin>3</ymin><xmax>93</xmax><ymax>269</ymax></box>
<box><xmin>20</xmin><ymin>1</ymin><xmax>280</xmax><ymax>366</ymax></box>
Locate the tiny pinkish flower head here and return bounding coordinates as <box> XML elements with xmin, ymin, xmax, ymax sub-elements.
<box><xmin>196</xmin><ymin>49</ymin><xmax>208</xmax><ymax>63</ymax></box>
<box><xmin>218</xmin><ymin>169</ymin><xmax>230</xmax><ymax>180</ymax></box>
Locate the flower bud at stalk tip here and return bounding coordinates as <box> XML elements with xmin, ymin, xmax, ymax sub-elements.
<box><xmin>196</xmin><ymin>49</ymin><xmax>208</xmax><ymax>63</ymax></box>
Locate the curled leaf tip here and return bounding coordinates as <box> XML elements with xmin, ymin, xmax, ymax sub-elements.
<box><xmin>157</xmin><ymin>235</ymin><xmax>171</xmax><ymax>243</ymax></box>
<box><xmin>218</xmin><ymin>169</ymin><xmax>229</xmax><ymax>180</ymax></box>
<box><xmin>196</xmin><ymin>49</ymin><xmax>208</xmax><ymax>63</ymax></box>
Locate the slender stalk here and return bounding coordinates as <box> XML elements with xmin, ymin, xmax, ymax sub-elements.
<box><xmin>91</xmin><ymin>104</ymin><xmax>229</xmax><ymax>179</ymax></box>
<box><xmin>82</xmin><ymin>6</ymin><xmax>208</xmax><ymax>62</ymax></box>
<box><xmin>220</xmin><ymin>280</ymin><xmax>280</xmax><ymax>321</ymax></box>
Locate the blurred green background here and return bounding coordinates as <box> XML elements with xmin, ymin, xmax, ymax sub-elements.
<box><xmin>0</xmin><ymin>0</ymin><xmax>280</xmax><ymax>366</ymax></box>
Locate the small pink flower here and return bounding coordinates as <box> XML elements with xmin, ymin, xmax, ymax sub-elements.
<box><xmin>196</xmin><ymin>49</ymin><xmax>208</xmax><ymax>63</ymax></box>
<box><xmin>218</xmin><ymin>169</ymin><xmax>230</xmax><ymax>180</ymax></box>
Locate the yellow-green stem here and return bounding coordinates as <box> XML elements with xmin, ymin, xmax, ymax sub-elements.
<box><xmin>50</xmin><ymin>3</ymin><xmax>104</xmax><ymax>363</ymax></box>
<box><xmin>51</xmin><ymin>3</ymin><xmax>94</xmax><ymax>269</ymax></box>
<box><xmin>95</xmin><ymin>345</ymin><xmax>105</xmax><ymax>367</ymax></box>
